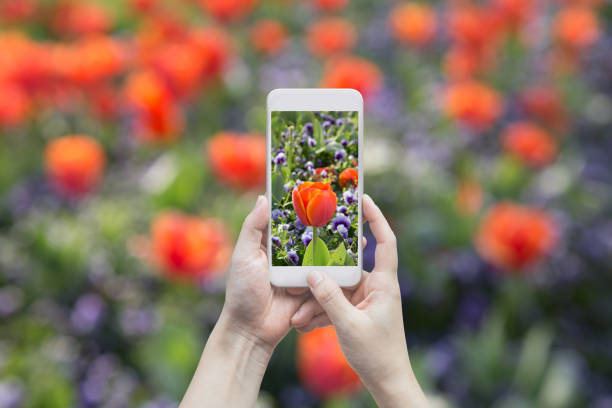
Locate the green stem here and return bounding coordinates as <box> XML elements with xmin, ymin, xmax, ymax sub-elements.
<box><xmin>312</xmin><ymin>227</ymin><xmax>318</xmax><ymax>266</ymax></box>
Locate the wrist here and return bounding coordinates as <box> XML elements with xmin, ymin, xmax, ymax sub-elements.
<box><xmin>365</xmin><ymin>354</ymin><xmax>428</xmax><ymax>408</ymax></box>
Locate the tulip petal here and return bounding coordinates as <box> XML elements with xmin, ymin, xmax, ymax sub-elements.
<box><xmin>292</xmin><ymin>187</ymin><xmax>310</xmax><ymax>225</ymax></box>
<box><xmin>306</xmin><ymin>189</ymin><xmax>337</xmax><ymax>227</ymax></box>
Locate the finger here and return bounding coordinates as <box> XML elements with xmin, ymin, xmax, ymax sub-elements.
<box><xmin>307</xmin><ymin>271</ymin><xmax>356</xmax><ymax>327</ymax></box>
<box><xmin>290</xmin><ymin>297</ymin><xmax>325</xmax><ymax>327</ymax></box>
<box><xmin>235</xmin><ymin>195</ymin><xmax>269</xmax><ymax>253</ymax></box>
<box><xmin>363</xmin><ymin>194</ymin><xmax>398</xmax><ymax>275</ymax></box>
<box><xmin>295</xmin><ymin>314</ymin><xmax>332</xmax><ymax>333</ymax></box>
<box><xmin>287</xmin><ymin>287</ymin><xmax>309</xmax><ymax>296</ymax></box>
<box><xmin>362</xmin><ymin>236</ymin><xmax>367</xmax><ymax>248</ymax></box>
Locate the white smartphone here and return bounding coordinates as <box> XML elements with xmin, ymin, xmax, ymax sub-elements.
<box><xmin>267</xmin><ymin>88</ymin><xmax>363</xmax><ymax>287</ymax></box>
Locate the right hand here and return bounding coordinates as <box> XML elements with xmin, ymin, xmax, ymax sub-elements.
<box><xmin>291</xmin><ymin>194</ymin><xmax>429</xmax><ymax>407</ymax></box>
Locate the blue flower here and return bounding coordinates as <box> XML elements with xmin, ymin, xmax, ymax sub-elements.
<box><xmin>274</xmin><ymin>152</ymin><xmax>286</xmax><ymax>165</ymax></box>
<box><xmin>308</xmin><ymin>138</ymin><xmax>317</xmax><ymax>148</ymax></box>
<box><xmin>341</xmin><ymin>139</ymin><xmax>348</xmax><ymax>147</ymax></box>
<box><xmin>272</xmin><ymin>209</ymin><xmax>284</xmax><ymax>221</ymax></box>
<box><xmin>271</xmin><ymin>236</ymin><xmax>281</xmax><ymax>246</ymax></box>
<box><xmin>304</xmin><ymin>122</ymin><xmax>313</xmax><ymax>135</ymax></box>
<box><xmin>337</xmin><ymin>205</ymin><xmax>348</xmax><ymax>215</ymax></box>
<box><xmin>322</xmin><ymin>120</ymin><xmax>332</xmax><ymax>130</ymax></box>
<box><xmin>284</xmin><ymin>182</ymin><xmax>293</xmax><ymax>193</ymax></box>
<box><xmin>336</xmin><ymin>118</ymin><xmax>345</xmax><ymax>126</ymax></box>
<box><xmin>337</xmin><ymin>224</ymin><xmax>348</xmax><ymax>239</ymax></box>
<box><xmin>332</xmin><ymin>214</ymin><xmax>351</xmax><ymax>232</ymax></box>
<box><xmin>343</xmin><ymin>190</ymin><xmax>356</xmax><ymax>205</ymax></box>
<box><xmin>334</xmin><ymin>149</ymin><xmax>346</xmax><ymax>161</ymax></box>
<box><xmin>301</xmin><ymin>229</ymin><xmax>313</xmax><ymax>247</ymax></box>
<box><xmin>286</xmin><ymin>237</ymin><xmax>294</xmax><ymax>248</ymax></box>
<box><xmin>286</xmin><ymin>250</ymin><xmax>299</xmax><ymax>265</ymax></box>
<box><xmin>295</xmin><ymin>218</ymin><xmax>305</xmax><ymax>230</ymax></box>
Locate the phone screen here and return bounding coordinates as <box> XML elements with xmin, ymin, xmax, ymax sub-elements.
<box><xmin>270</xmin><ymin>111</ymin><xmax>359</xmax><ymax>267</ymax></box>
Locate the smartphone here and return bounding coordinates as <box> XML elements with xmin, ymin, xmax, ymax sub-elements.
<box><xmin>267</xmin><ymin>88</ymin><xmax>363</xmax><ymax>287</ymax></box>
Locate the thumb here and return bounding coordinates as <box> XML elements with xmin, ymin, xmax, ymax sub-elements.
<box><xmin>307</xmin><ymin>271</ymin><xmax>356</xmax><ymax>325</ymax></box>
<box><xmin>235</xmin><ymin>195</ymin><xmax>268</xmax><ymax>252</ymax></box>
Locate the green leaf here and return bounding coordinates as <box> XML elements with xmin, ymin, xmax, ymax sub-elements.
<box><xmin>328</xmin><ymin>242</ymin><xmax>347</xmax><ymax>265</ymax></box>
<box><xmin>313</xmin><ymin>118</ymin><xmax>324</xmax><ymax>148</ymax></box>
<box><xmin>345</xmin><ymin>253</ymin><xmax>356</xmax><ymax>266</ymax></box>
<box><xmin>302</xmin><ymin>237</ymin><xmax>330</xmax><ymax>266</ymax></box>
<box><xmin>271</xmin><ymin>172</ymin><xmax>285</xmax><ymax>203</ymax></box>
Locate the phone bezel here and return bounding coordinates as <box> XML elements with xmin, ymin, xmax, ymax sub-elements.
<box><xmin>267</xmin><ymin>88</ymin><xmax>363</xmax><ymax>287</ymax></box>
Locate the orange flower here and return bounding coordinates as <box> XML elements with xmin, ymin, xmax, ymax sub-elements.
<box><xmin>190</xmin><ymin>27</ymin><xmax>233</xmax><ymax>81</ymax></box>
<box><xmin>207</xmin><ymin>132</ymin><xmax>266</xmax><ymax>190</ymax></box>
<box><xmin>443</xmin><ymin>81</ymin><xmax>503</xmax><ymax>130</ymax></box>
<box><xmin>491</xmin><ymin>0</ymin><xmax>534</xmax><ymax>31</ymax></box>
<box><xmin>443</xmin><ymin>46</ymin><xmax>494</xmax><ymax>80</ymax></box>
<box><xmin>476</xmin><ymin>202</ymin><xmax>558</xmax><ymax>271</ymax></box>
<box><xmin>455</xmin><ymin>178</ymin><xmax>483</xmax><ymax>215</ymax></box>
<box><xmin>64</xmin><ymin>36</ymin><xmax>125</xmax><ymax>86</ymax></box>
<box><xmin>519</xmin><ymin>86</ymin><xmax>567</xmax><ymax>131</ymax></box>
<box><xmin>554</xmin><ymin>6</ymin><xmax>600</xmax><ymax>49</ymax></box>
<box><xmin>0</xmin><ymin>0</ymin><xmax>37</xmax><ymax>23</ymax></box>
<box><xmin>151</xmin><ymin>211</ymin><xmax>231</xmax><ymax>282</ymax></box>
<box><xmin>338</xmin><ymin>168</ymin><xmax>358</xmax><ymax>188</ymax></box>
<box><xmin>448</xmin><ymin>5</ymin><xmax>500</xmax><ymax>51</ymax></box>
<box><xmin>320</xmin><ymin>56</ymin><xmax>382</xmax><ymax>101</ymax></box>
<box><xmin>51</xmin><ymin>1</ymin><xmax>111</xmax><ymax>37</ymax></box>
<box><xmin>251</xmin><ymin>20</ymin><xmax>288</xmax><ymax>56</ymax></box>
<box><xmin>0</xmin><ymin>81</ymin><xmax>30</xmax><ymax>127</ymax></box>
<box><xmin>312</xmin><ymin>0</ymin><xmax>349</xmax><ymax>12</ymax></box>
<box><xmin>198</xmin><ymin>0</ymin><xmax>257</xmax><ymax>22</ymax></box>
<box><xmin>44</xmin><ymin>135</ymin><xmax>106</xmax><ymax>197</ymax></box>
<box><xmin>292</xmin><ymin>182</ymin><xmax>337</xmax><ymax>227</ymax></box>
<box><xmin>502</xmin><ymin>122</ymin><xmax>558</xmax><ymax>167</ymax></box>
<box><xmin>297</xmin><ymin>326</ymin><xmax>361</xmax><ymax>398</ymax></box>
<box><xmin>149</xmin><ymin>40</ymin><xmax>206</xmax><ymax>98</ymax></box>
<box><xmin>306</xmin><ymin>18</ymin><xmax>356</xmax><ymax>58</ymax></box>
<box><xmin>389</xmin><ymin>3</ymin><xmax>437</xmax><ymax>47</ymax></box>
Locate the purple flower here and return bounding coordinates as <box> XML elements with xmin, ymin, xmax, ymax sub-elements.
<box><xmin>286</xmin><ymin>250</ymin><xmax>299</xmax><ymax>265</ymax></box>
<box><xmin>337</xmin><ymin>205</ymin><xmax>348</xmax><ymax>215</ymax></box>
<box><xmin>305</xmin><ymin>161</ymin><xmax>314</xmax><ymax>170</ymax></box>
<box><xmin>272</xmin><ymin>209</ymin><xmax>284</xmax><ymax>221</ymax></box>
<box><xmin>337</xmin><ymin>224</ymin><xmax>348</xmax><ymax>239</ymax></box>
<box><xmin>295</xmin><ymin>218</ymin><xmax>305</xmax><ymax>230</ymax></box>
<box><xmin>341</xmin><ymin>139</ymin><xmax>348</xmax><ymax>147</ymax></box>
<box><xmin>334</xmin><ymin>149</ymin><xmax>346</xmax><ymax>161</ymax></box>
<box><xmin>343</xmin><ymin>190</ymin><xmax>356</xmax><ymax>205</ymax></box>
<box><xmin>301</xmin><ymin>229</ymin><xmax>313</xmax><ymax>247</ymax></box>
<box><xmin>308</xmin><ymin>138</ymin><xmax>317</xmax><ymax>148</ymax></box>
<box><xmin>283</xmin><ymin>182</ymin><xmax>292</xmax><ymax>193</ymax></box>
<box><xmin>283</xmin><ymin>209</ymin><xmax>291</xmax><ymax>218</ymax></box>
<box><xmin>332</xmin><ymin>214</ymin><xmax>351</xmax><ymax>232</ymax></box>
<box><xmin>274</xmin><ymin>152</ymin><xmax>286</xmax><ymax>165</ymax></box>
<box><xmin>322</xmin><ymin>120</ymin><xmax>332</xmax><ymax>130</ymax></box>
<box><xmin>336</xmin><ymin>118</ymin><xmax>345</xmax><ymax>126</ymax></box>
<box><xmin>272</xmin><ymin>236</ymin><xmax>281</xmax><ymax>246</ymax></box>
<box><xmin>286</xmin><ymin>237</ymin><xmax>294</xmax><ymax>248</ymax></box>
<box><xmin>304</xmin><ymin>122</ymin><xmax>313</xmax><ymax>135</ymax></box>
<box><xmin>347</xmin><ymin>238</ymin><xmax>353</xmax><ymax>246</ymax></box>
<box><xmin>70</xmin><ymin>293</ymin><xmax>105</xmax><ymax>333</ymax></box>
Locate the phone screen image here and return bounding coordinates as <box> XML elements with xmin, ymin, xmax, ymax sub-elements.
<box><xmin>270</xmin><ymin>111</ymin><xmax>359</xmax><ymax>267</ymax></box>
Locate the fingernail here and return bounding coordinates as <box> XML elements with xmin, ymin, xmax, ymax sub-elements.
<box><xmin>254</xmin><ymin>195</ymin><xmax>264</xmax><ymax>209</ymax></box>
<box><xmin>291</xmin><ymin>308</ymin><xmax>304</xmax><ymax>322</ymax></box>
<box><xmin>306</xmin><ymin>271</ymin><xmax>324</xmax><ymax>288</ymax></box>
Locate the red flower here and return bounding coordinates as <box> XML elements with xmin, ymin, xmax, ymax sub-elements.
<box><xmin>312</xmin><ymin>0</ymin><xmax>349</xmax><ymax>12</ymax></box>
<box><xmin>151</xmin><ymin>211</ymin><xmax>231</xmax><ymax>282</ymax></box>
<box><xmin>149</xmin><ymin>40</ymin><xmax>206</xmax><ymax>98</ymax></box>
<box><xmin>51</xmin><ymin>1</ymin><xmax>111</xmax><ymax>37</ymax></box>
<box><xmin>519</xmin><ymin>86</ymin><xmax>568</xmax><ymax>131</ymax></box>
<box><xmin>476</xmin><ymin>202</ymin><xmax>558</xmax><ymax>271</ymax></box>
<box><xmin>251</xmin><ymin>19</ymin><xmax>288</xmax><ymax>56</ymax></box>
<box><xmin>338</xmin><ymin>168</ymin><xmax>358</xmax><ymax>188</ymax></box>
<box><xmin>207</xmin><ymin>132</ymin><xmax>266</xmax><ymax>190</ymax></box>
<box><xmin>292</xmin><ymin>182</ymin><xmax>337</xmax><ymax>227</ymax></box>
<box><xmin>64</xmin><ymin>36</ymin><xmax>125</xmax><ymax>86</ymax></box>
<box><xmin>554</xmin><ymin>6</ymin><xmax>600</xmax><ymax>49</ymax></box>
<box><xmin>443</xmin><ymin>81</ymin><xmax>503</xmax><ymax>131</ymax></box>
<box><xmin>491</xmin><ymin>0</ymin><xmax>535</xmax><ymax>31</ymax></box>
<box><xmin>0</xmin><ymin>81</ymin><xmax>30</xmax><ymax>127</ymax></box>
<box><xmin>306</xmin><ymin>18</ymin><xmax>356</xmax><ymax>58</ymax></box>
<box><xmin>389</xmin><ymin>3</ymin><xmax>437</xmax><ymax>47</ymax></box>
<box><xmin>44</xmin><ymin>135</ymin><xmax>106</xmax><ymax>197</ymax></box>
<box><xmin>190</xmin><ymin>27</ymin><xmax>233</xmax><ymax>81</ymax></box>
<box><xmin>0</xmin><ymin>0</ymin><xmax>37</xmax><ymax>23</ymax></box>
<box><xmin>502</xmin><ymin>122</ymin><xmax>558</xmax><ymax>167</ymax></box>
<box><xmin>198</xmin><ymin>0</ymin><xmax>257</xmax><ymax>22</ymax></box>
<box><xmin>297</xmin><ymin>326</ymin><xmax>361</xmax><ymax>398</ymax></box>
<box><xmin>320</xmin><ymin>56</ymin><xmax>382</xmax><ymax>101</ymax></box>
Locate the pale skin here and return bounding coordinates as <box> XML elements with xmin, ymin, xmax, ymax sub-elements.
<box><xmin>179</xmin><ymin>194</ymin><xmax>428</xmax><ymax>408</ymax></box>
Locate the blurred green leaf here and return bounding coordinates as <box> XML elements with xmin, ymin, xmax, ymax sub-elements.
<box><xmin>303</xmin><ymin>237</ymin><xmax>330</xmax><ymax>266</ymax></box>
<box><xmin>328</xmin><ymin>242</ymin><xmax>347</xmax><ymax>266</ymax></box>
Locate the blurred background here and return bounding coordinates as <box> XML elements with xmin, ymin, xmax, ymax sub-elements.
<box><xmin>0</xmin><ymin>0</ymin><xmax>611</xmax><ymax>407</ymax></box>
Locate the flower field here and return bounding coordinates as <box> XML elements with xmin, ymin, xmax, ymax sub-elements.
<box><xmin>0</xmin><ymin>0</ymin><xmax>611</xmax><ymax>407</ymax></box>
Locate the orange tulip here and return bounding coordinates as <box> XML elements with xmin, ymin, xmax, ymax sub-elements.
<box><xmin>554</xmin><ymin>6</ymin><xmax>600</xmax><ymax>49</ymax></box>
<box><xmin>151</xmin><ymin>211</ymin><xmax>231</xmax><ymax>282</ymax></box>
<box><xmin>64</xmin><ymin>36</ymin><xmax>125</xmax><ymax>86</ymax></box>
<box><xmin>476</xmin><ymin>202</ymin><xmax>558</xmax><ymax>271</ymax></box>
<box><xmin>292</xmin><ymin>182</ymin><xmax>337</xmax><ymax>227</ymax></box>
<box><xmin>443</xmin><ymin>81</ymin><xmax>503</xmax><ymax>131</ymax></box>
<box><xmin>502</xmin><ymin>122</ymin><xmax>558</xmax><ymax>167</ymax></box>
<box><xmin>519</xmin><ymin>86</ymin><xmax>568</xmax><ymax>131</ymax></box>
<box><xmin>190</xmin><ymin>27</ymin><xmax>233</xmax><ymax>81</ymax></box>
<box><xmin>491</xmin><ymin>0</ymin><xmax>535</xmax><ymax>31</ymax></box>
<box><xmin>306</xmin><ymin>18</ymin><xmax>356</xmax><ymax>58</ymax></box>
<box><xmin>320</xmin><ymin>56</ymin><xmax>382</xmax><ymax>101</ymax></box>
<box><xmin>51</xmin><ymin>1</ymin><xmax>111</xmax><ymax>37</ymax></box>
<box><xmin>338</xmin><ymin>168</ymin><xmax>358</xmax><ymax>188</ymax></box>
<box><xmin>198</xmin><ymin>0</ymin><xmax>257</xmax><ymax>22</ymax></box>
<box><xmin>44</xmin><ymin>135</ymin><xmax>106</xmax><ymax>197</ymax></box>
<box><xmin>207</xmin><ymin>132</ymin><xmax>266</xmax><ymax>190</ymax></box>
<box><xmin>297</xmin><ymin>326</ymin><xmax>361</xmax><ymax>398</ymax></box>
<box><xmin>389</xmin><ymin>3</ymin><xmax>437</xmax><ymax>47</ymax></box>
<box><xmin>0</xmin><ymin>81</ymin><xmax>30</xmax><ymax>127</ymax></box>
<box><xmin>251</xmin><ymin>19</ymin><xmax>288</xmax><ymax>56</ymax></box>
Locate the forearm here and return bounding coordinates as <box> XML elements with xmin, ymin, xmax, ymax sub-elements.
<box><xmin>179</xmin><ymin>312</ymin><xmax>273</xmax><ymax>408</ymax></box>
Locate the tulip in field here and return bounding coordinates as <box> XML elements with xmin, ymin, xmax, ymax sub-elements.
<box><xmin>292</xmin><ymin>182</ymin><xmax>337</xmax><ymax>227</ymax></box>
<box><xmin>51</xmin><ymin>1</ymin><xmax>111</xmax><ymax>37</ymax></box>
<box><xmin>297</xmin><ymin>326</ymin><xmax>361</xmax><ymax>398</ymax></box>
<box><xmin>519</xmin><ymin>86</ymin><xmax>567</xmax><ymax>131</ymax></box>
<box><xmin>554</xmin><ymin>6</ymin><xmax>600</xmax><ymax>50</ymax></box>
<box><xmin>476</xmin><ymin>202</ymin><xmax>558</xmax><ymax>271</ymax></box>
<box><xmin>320</xmin><ymin>56</ymin><xmax>382</xmax><ymax>101</ymax></box>
<box><xmin>151</xmin><ymin>211</ymin><xmax>231</xmax><ymax>282</ymax></box>
<box><xmin>251</xmin><ymin>20</ymin><xmax>288</xmax><ymax>56</ymax></box>
<box><xmin>306</xmin><ymin>18</ymin><xmax>356</xmax><ymax>58</ymax></box>
<box><xmin>502</xmin><ymin>122</ymin><xmax>558</xmax><ymax>167</ymax></box>
<box><xmin>44</xmin><ymin>135</ymin><xmax>106</xmax><ymax>198</ymax></box>
<box><xmin>190</xmin><ymin>27</ymin><xmax>233</xmax><ymax>81</ymax></box>
<box><xmin>198</xmin><ymin>0</ymin><xmax>256</xmax><ymax>22</ymax></box>
<box><xmin>339</xmin><ymin>168</ymin><xmax>358</xmax><ymax>188</ymax></box>
<box><xmin>207</xmin><ymin>132</ymin><xmax>266</xmax><ymax>190</ymax></box>
<box><xmin>389</xmin><ymin>3</ymin><xmax>437</xmax><ymax>47</ymax></box>
<box><xmin>443</xmin><ymin>81</ymin><xmax>503</xmax><ymax>131</ymax></box>
<box><xmin>0</xmin><ymin>82</ymin><xmax>29</xmax><ymax>127</ymax></box>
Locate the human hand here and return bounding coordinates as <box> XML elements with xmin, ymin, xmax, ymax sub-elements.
<box><xmin>290</xmin><ymin>194</ymin><xmax>428</xmax><ymax>407</ymax></box>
